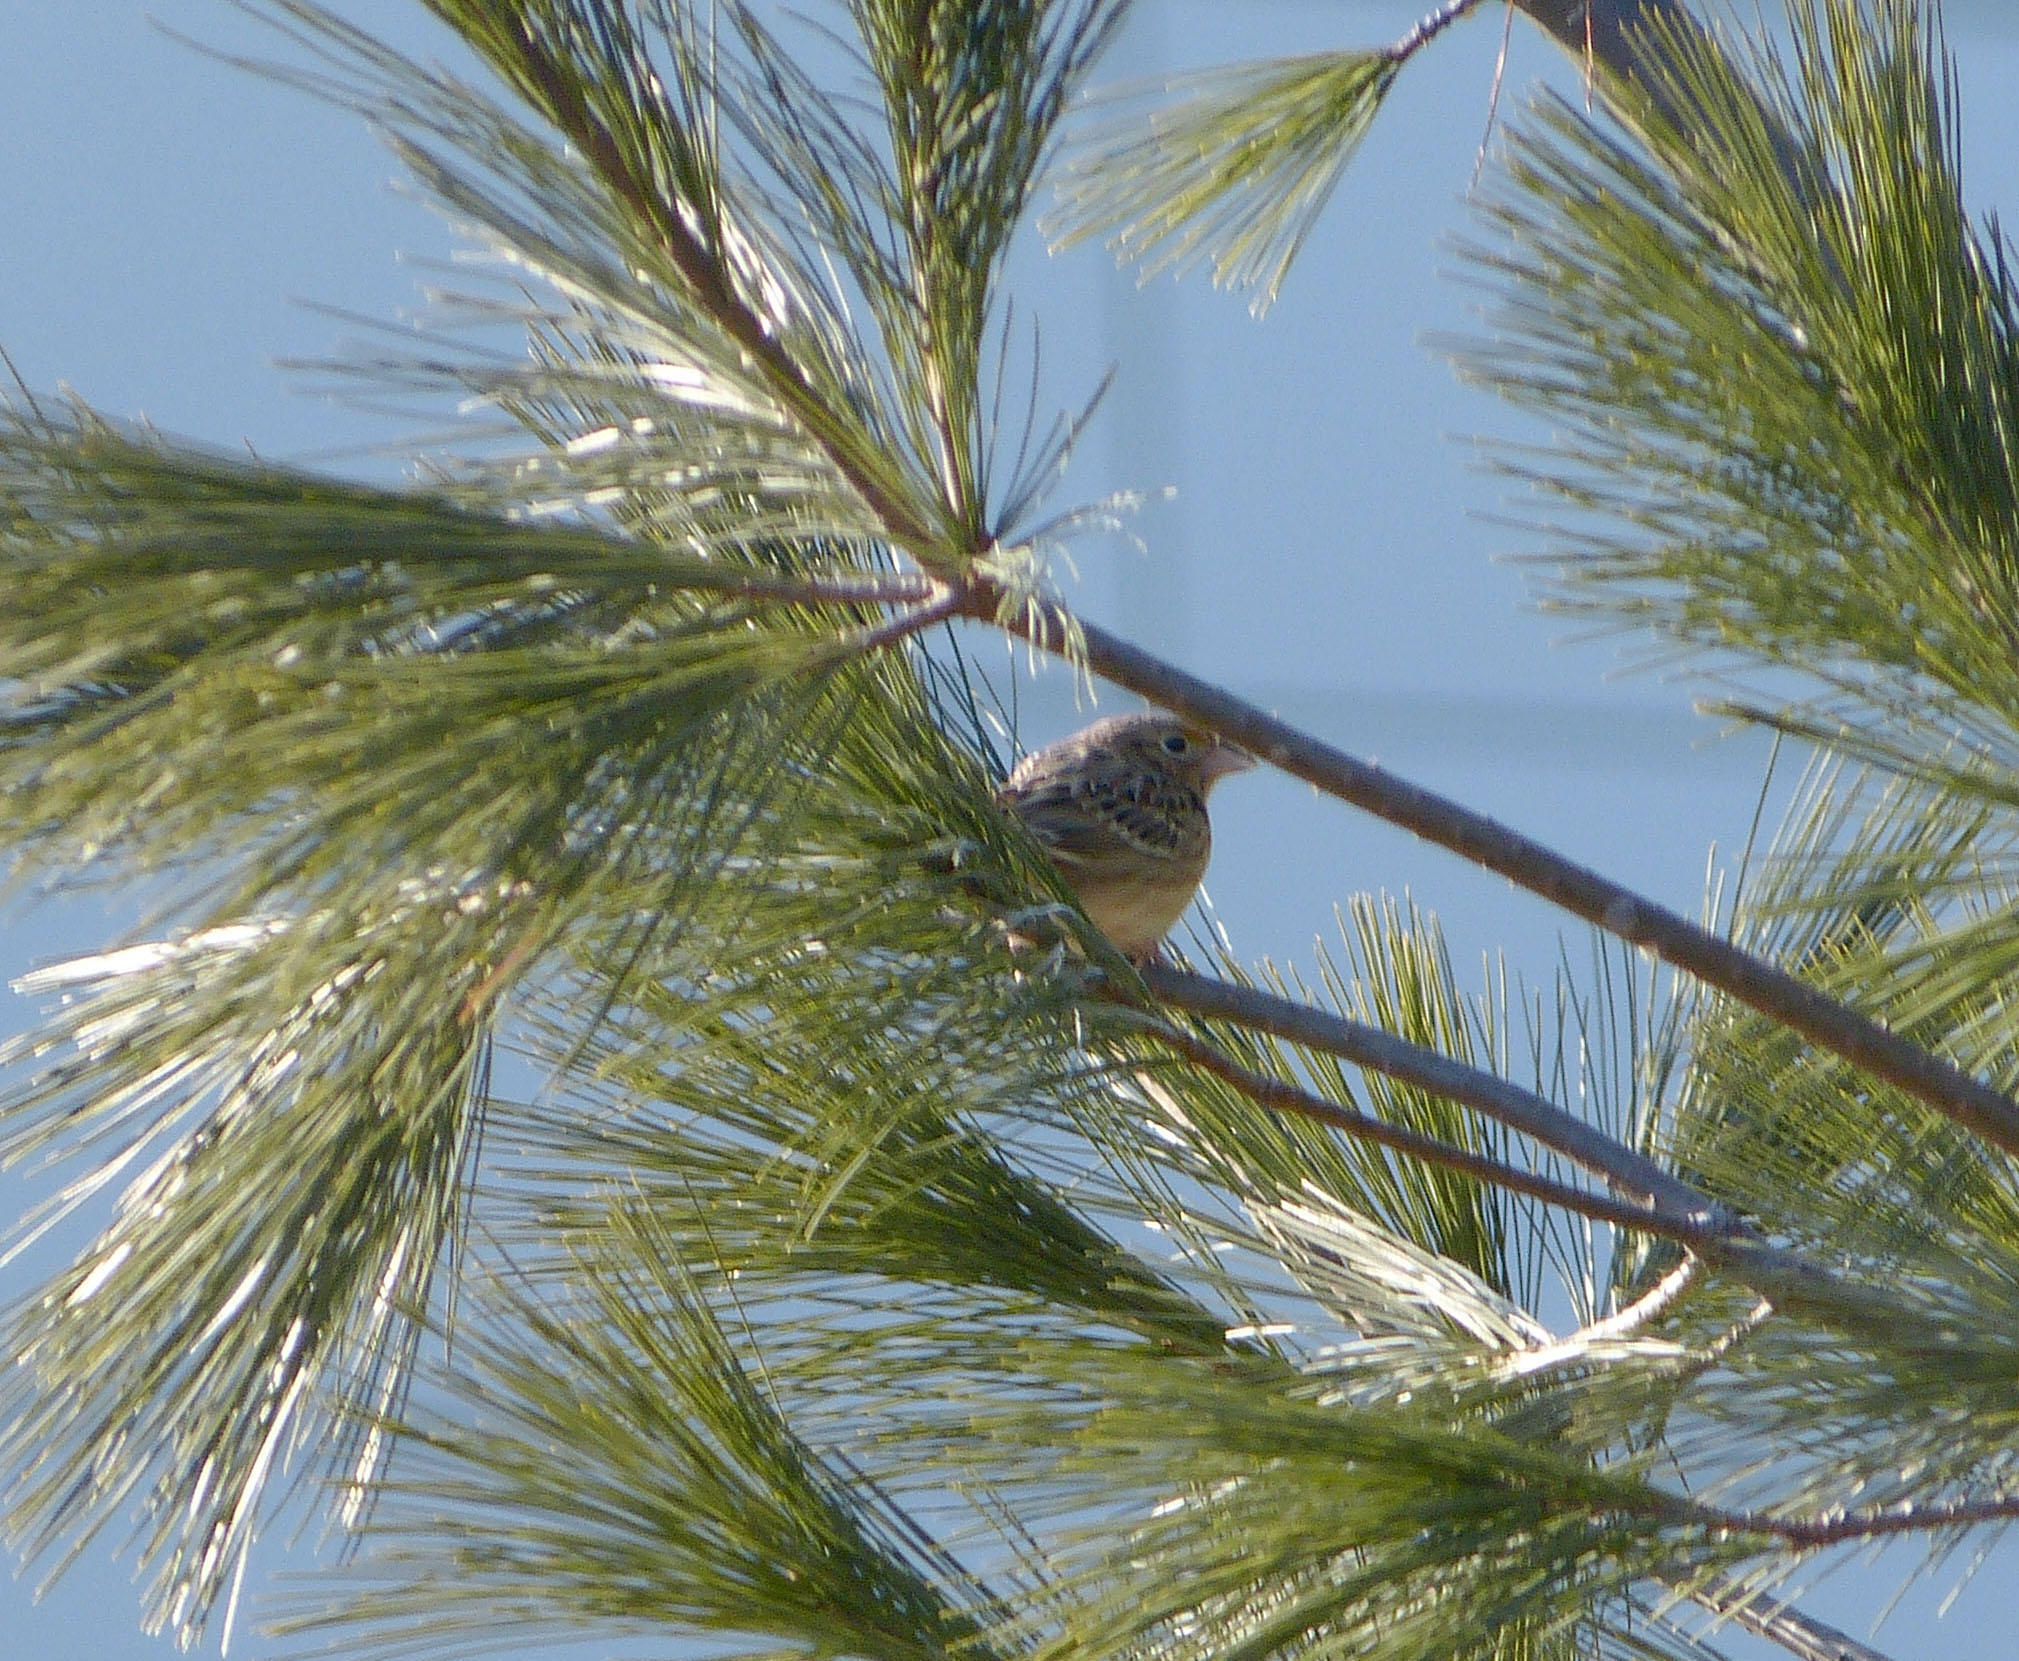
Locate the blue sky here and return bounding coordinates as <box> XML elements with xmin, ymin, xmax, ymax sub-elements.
<box><xmin>4</xmin><ymin>2</ymin><xmax>2019</xmax><ymax>1656</ymax></box>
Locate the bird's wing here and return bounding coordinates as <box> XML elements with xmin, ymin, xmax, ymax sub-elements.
<box><xmin>1003</xmin><ymin>764</ymin><xmax>1200</xmax><ymax>864</ymax></box>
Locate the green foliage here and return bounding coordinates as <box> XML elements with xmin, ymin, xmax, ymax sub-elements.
<box><xmin>9</xmin><ymin>0</ymin><xmax>2019</xmax><ymax>1658</ymax></box>
<box><xmin>269</xmin><ymin>892</ymin><xmax>1731</xmax><ymax>1661</ymax></box>
<box><xmin>1457</xmin><ymin>0</ymin><xmax>2019</xmax><ymax>1601</ymax></box>
<box><xmin>1655</xmin><ymin>759</ymin><xmax>2019</xmax><ymax>1535</ymax></box>
<box><xmin>0</xmin><ymin>0</ymin><xmax>1128</xmax><ymax>1632</ymax></box>
<box><xmin>274</xmin><ymin>1209</ymin><xmax>1001</xmax><ymax>1661</ymax></box>
<box><xmin>280</xmin><ymin>821</ymin><xmax>1722</xmax><ymax>1661</ymax></box>
<box><xmin>0</xmin><ymin>399</ymin><xmax>909</xmax><ymax>1635</ymax></box>
<box><xmin>1049</xmin><ymin>51</ymin><xmax>1401</xmax><ymax>312</ymax></box>
<box><xmin>1463</xmin><ymin>0</ymin><xmax>2019</xmax><ymax>777</ymax></box>
<box><xmin>853</xmin><ymin>0</ymin><xmax>1126</xmax><ymax>529</ymax></box>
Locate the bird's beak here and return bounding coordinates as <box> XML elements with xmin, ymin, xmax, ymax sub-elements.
<box><xmin>1199</xmin><ymin>738</ymin><xmax>1258</xmax><ymax>785</ymax></box>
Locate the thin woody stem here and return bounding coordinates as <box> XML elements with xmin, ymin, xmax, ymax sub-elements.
<box><xmin>695</xmin><ymin>571</ymin><xmax>940</xmax><ymax>607</ymax></box>
<box><xmin>1492</xmin><ymin>1428</ymin><xmax>2019</xmax><ymax>1558</ymax></box>
<box><xmin>1141</xmin><ymin>1022</ymin><xmax>1701</xmax><ymax>1236</ymax></box>
<box><xmin>1394</xmin><ymin>0</ymin><xmax>1495</xmax><ymax>62</ymax></box>
<box><xmin>1135</xmin><ymin>963</ymin><xmax>1718</xmax><ymax>1221</ymax></box>
<box><xmin>1690</xmin><ymin>1493</ymin><xmax>2019</xmax><ymax>1550</ymax></box>
<box><xmin>1131</xmin><ymin>1019</ymin><xmax>1955</xmax><ymax>1347</ymax></box>
<box><xmin>845</xmin><ymin>584</ymin><xmax>966</xmax><ymax>656</ymax></box>
<box><xmin>971</xmin><ymin>587</ymin><xmax>2019</xmax><ymax>1163</ymax></box>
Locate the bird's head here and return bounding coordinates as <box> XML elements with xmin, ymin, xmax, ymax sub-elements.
<box><xmin>1094</xmin><ymin>713</ymin><xmax>1257</xmax><ymax>792</ymax></box>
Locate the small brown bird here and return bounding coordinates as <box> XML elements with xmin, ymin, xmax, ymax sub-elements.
<box><xmin>998</xmin><ymin>712</ymin><xmax>1255</xmax><ymax>961</ymax></box>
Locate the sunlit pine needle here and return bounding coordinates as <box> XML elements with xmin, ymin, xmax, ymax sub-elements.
<box><xmin>1471</xmin><ymin>0</ymin><xmax>1520</xmax><ymax>192</ymax></box>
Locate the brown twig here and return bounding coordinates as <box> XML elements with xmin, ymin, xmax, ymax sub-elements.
<box><xmin>1133</xmin><ymin>1020</ymin><xmax>1945</xmax><ymax>1346</ymax></box>
<box><xmin>1690</xmin><ymin>1493</ymin><xmax>2019</xmax><ymax>1551</ymax></box>
<box><xmin>845</xmin><ymin>583</ymin><xmax>966</xmax><ymax>656</ymax></box>
<box><xmin>1393</xmin><ymin>0</ymin><xmax>1494</xmax><ymax>61</ymax></box>
<box><xmin>1145</xmin><ymin>1021</ymin><xmax>1677</xmax><ymax>1233</ymax></box>
<box><xmin>1135</xmin><ymin>963</ymin><xmax>1717</xmax><ymax>1222</ymax></box>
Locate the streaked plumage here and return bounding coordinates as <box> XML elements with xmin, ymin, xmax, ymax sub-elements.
<box><xmin>998</xmin><ymin>713</ymin><xmax>1255</xmax><ymax>960</ymax></box>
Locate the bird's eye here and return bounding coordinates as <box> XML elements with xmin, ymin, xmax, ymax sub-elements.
<box><xmin>1161</xmin><ymin>733</ymin><xmax>1191</xmax><ymax>756</ymax></box>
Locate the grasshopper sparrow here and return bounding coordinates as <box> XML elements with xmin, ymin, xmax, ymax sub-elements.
<box><xmin>998</xmin><ymin>713</ymin><xmax>1255</xmax><ymax>961</ymax></box>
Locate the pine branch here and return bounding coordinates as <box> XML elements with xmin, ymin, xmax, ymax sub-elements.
<box><xmin>1131</xmin><ymin>1003</ymin><xmax>1972</xmax><ymax>1351</ymax></box>
<box><xmin>1691</xmin><ymin>1492</ymin><xmax>2019</xmax><ymax>1550</ymax></box>
<box><xmin>1142</xmin><ymin>1019</ymin><xmax>1684</xmax><ymax>1234</ymax></box>
<box><xmin>1045</xmin><ymin>0</ymin><xmax>1726</xmax><ymax>311</ymax></box>
<box><xmin>16</xmin><ymin>4</ymin><xmax>2018</xmax><ymax>1653</ymax></box>
<box><xmin>416</xmin><ymin>0</ymin><xmax>2019</xmax><ymax>1191</ymax></box>
<box><xmin>962</xmin><ymin>581</ymin><xmax>2019</xmax><ymax>1164</ymax></box>
<box><xmin>845</xmin><ymin>582</ymin><xmax>967</xmax><ymax>656</ymax></box>
<box><xmin>1396</xmin><ymin>0</ymin><xmax>1496</xmax><ymax>60</ymax></box>
<box><xmin>441</xmin><ymin>2</ymin><xmax>946</xmax><ymax>562</ymax></box>
<box><xmin>1135</xmin><ymin>963</ymin><xmax>1713</xmax><ymax>1222</ymax></box>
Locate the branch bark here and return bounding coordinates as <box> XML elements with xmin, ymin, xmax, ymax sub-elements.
<box><xmin>1693</xmin><ymin>1492</ymin><xmax>2019</xmax><ymax>1550</ymax></box>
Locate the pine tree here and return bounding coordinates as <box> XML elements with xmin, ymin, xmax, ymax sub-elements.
<box><xmin>1</xmin><ymin>4</ymin><xmax>2014</xmax><ymax>1660</ymax></box>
